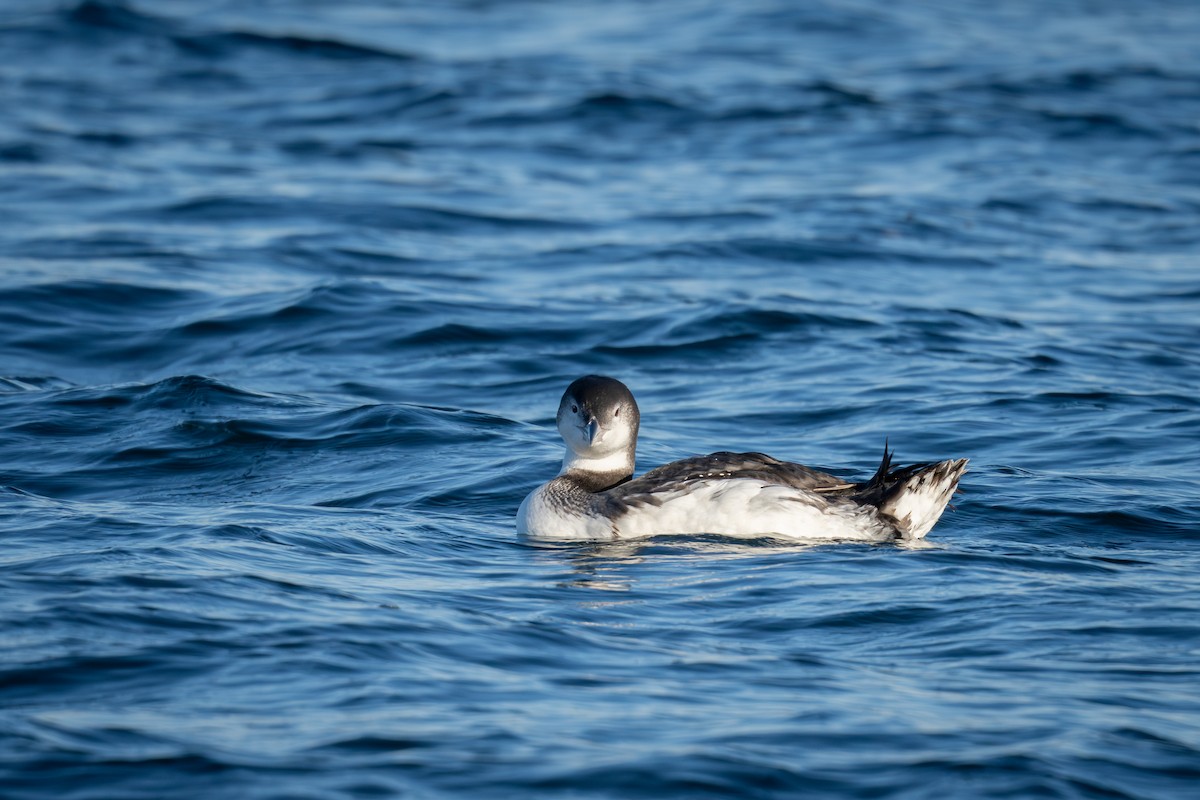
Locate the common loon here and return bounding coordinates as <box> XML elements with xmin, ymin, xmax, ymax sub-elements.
<box><xmin>517</xmin><ymin>375</ymin><xmax>967</xmax><ymax>542</ymax></box>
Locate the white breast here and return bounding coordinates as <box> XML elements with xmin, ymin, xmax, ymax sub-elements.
<box><xmin>517</xmin><ymin>483</ymin><xmax>616</xmax><ymax>540</ymax></box>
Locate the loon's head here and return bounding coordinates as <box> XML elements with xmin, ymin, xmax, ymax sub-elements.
<box><xmin>556</xmin><ymin>375</ymin><xmax>640</xmax><ymax>478</ymax></box>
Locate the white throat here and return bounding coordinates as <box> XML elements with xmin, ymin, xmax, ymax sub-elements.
<box><xmin>560</xmin><ymin>447</ymin><xmax>634</xmax><ymax>477</ymax></box>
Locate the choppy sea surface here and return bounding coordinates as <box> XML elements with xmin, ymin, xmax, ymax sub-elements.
<box><xmin>3</xmin><ymin>1</ymin><xmax>1200</xmax><ymax>798</ymax></box>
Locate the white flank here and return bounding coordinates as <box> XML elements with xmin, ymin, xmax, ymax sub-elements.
<box><xmin>520</xmin><ymin>478</ymin><xmax>898</xmax><ymax>542</ymax></box>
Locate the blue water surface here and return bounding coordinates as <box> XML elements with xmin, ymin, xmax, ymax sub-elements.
<box><xmin>2</xmin><ymin>1</ymin><xmax>1199</xmax><ymax>798</ymax></box>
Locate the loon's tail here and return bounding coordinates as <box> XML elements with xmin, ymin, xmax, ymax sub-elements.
<box><xmin>858</xmin><ymin>444</ymin><xmax>968</xmax><ymax>540</ymax></box>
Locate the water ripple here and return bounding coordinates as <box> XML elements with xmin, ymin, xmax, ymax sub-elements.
<box><xmin>3</xmin><ymin>0</ymin><xmax>1200</xmax><ymax>798</ymax></box>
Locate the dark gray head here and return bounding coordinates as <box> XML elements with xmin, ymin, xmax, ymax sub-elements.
<box><xmin>556</xmin><ymin>375</ymin><xmax>640</xmax><ymax>476</ymax></box>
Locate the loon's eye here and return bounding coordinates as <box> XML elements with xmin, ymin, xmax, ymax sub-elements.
<box><xmin>571</xmin><ymin>405</ymin><xmax>578</xmax><ymax>414</ymax></box>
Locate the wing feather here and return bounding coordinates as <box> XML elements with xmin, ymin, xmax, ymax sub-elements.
<box><xmin>598</xmin><ymin>451</ymin><xmax>850</xmax><ymax>518</ymax></box>
<box><xmin>633</xmin><ymin>451</ymin><xmax>844</xmax><ymax>490</ymax></box>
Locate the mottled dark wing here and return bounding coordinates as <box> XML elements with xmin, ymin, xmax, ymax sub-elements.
<box><xmin>615</xmin><ymin>451</ymin><xmax>849</xmax><ymax>496</ymax></box>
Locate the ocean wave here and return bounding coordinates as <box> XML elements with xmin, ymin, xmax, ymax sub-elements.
<box><xmin>0</xmin><ymin>371</ymin><xmax>523</xmax><ymax>507</ymax></box>
<box><xmin>0</xmin><ymin>141</ymin><xmax>45</xmax><ymax>163</ymax></box>
<box><xmin>133</xmin><ymin>195</ymin><xmax>583</xmax><ymax>233</ymax></box>
<box><xmin>479</xmin><ymin>80</ymin><xmax>883</xmax><ymax>129</ymax></box>
<box><xmin>0</xmin><ymin>376</ymin><xmax>74</xmax><ymax>393</ymax></box>
<box><xmin>64</xmin><ymin>0</ymin><xmax>414</xmax><ymax>62</ymax></box>
<box><xmin>0</xmin><ymin>280</ymin><xmax>196</xmax><ymax>322</ymax></box>
<box><xmin>4</xmin><ymin>1</ymin><xmax>1200</xmax><ymax>797</ymax></box>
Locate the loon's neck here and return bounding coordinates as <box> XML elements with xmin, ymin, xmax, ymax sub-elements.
<box><xmin>560</xmin><ymin>447</ymin><xmax>634</xmax><ymax>493</ymax></box>
<box><xmin>560</xmin><ymin>470</ymin><xmax>632</xmax><ymax>493</ymax></box>
<box><xmin>561</xmin><ymin>447</ymin><xmax>634</xmax><ymax>477</ymax></box>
